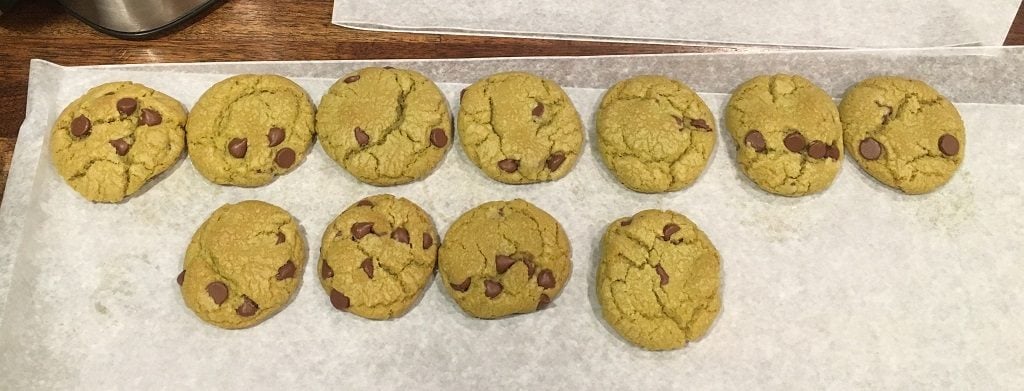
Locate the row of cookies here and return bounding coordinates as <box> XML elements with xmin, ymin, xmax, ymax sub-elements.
<box><xmin>177</xmin><ymin>196</ymin><xmax>721</xmax><ymax>351</ymax></box>
<box><xmin>49</xmin><ymin>70</ymin><xmax>964</xmax><ymax>202</ymax></box>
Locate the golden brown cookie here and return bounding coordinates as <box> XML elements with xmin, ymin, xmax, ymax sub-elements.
<box><xmin>438</xmin><ymin>199</ymin><xmax>571</xmax><ymax>319</ymax></box>
<box><xmin>318</xmin><ymin>195</ymin><xmax>439</xmax><ymax>319</ymax></box>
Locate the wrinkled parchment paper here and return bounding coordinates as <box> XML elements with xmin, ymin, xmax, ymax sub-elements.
<box><xmin>332</xmin><ymin>0</ymin><xmax>1022</xmax><ymax>48</ymax></box>
<box><xmin>2</xmin><ymin>48</ymin><xmax>1024</xmax><ymax>389</ymax></box>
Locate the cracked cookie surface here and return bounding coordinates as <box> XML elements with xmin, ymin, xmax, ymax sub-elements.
<box><xmin>318</xmin><ymin>194</ymin><xmax>438</xmax><ymax>319</ymax></box>
<box><xmin>597</xmin><ymin>76</ymin><xmax>716</xmax><ymax>193</ymax></box>
<box><xmin>317</xmin><ymin>67</ymin><xmax>453</xmax><ymax>186</ymax></box>
<box><xmin>458</xmin><ymin>72</ymin><xmax>584</xmax><ymax>184</ymax></box>
<box><xmin>840</xmin><ymin>76</ymin><xmax>965</xmax><ymax>194</ymax></box>
<box><xmin>179</xmin><ymin>200</ymin><xmax>307</xmax><ymax>329</ymax></box>
<box><xmin>49</xmin><ymin>81</ymin><xmax>186</xmax><ymax>202</ymax></box>
<box><xmin>597</xmin><ymin>209</ymin><xmax>721</xmax><ymax>351</ymax></box>
<box><xmin>187</xmin><ymin>74</ymin><xmax>315</xmax><ymax>187</ymax></box>
<box><xmin>438</xmin><ymin>199</ymin><xmax>571</xmax><ymax>319</ymax></box>
<box><xmin>725</xmin><ymin>74</ymin><xmax>842</xmax><ymax>197</ymax></box>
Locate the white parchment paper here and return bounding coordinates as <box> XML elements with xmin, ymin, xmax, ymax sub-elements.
<box><xmin>332</xmin><ymin>0</ymin><xmax>1022</xmax><ymax>48</ymax></box>
<box><xmin>2</xmin><ymin>48</ymin><xmax>1024</xmax><ymax>389</ymax></box>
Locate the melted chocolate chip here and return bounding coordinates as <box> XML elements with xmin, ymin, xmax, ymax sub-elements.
<box><xmin>139</xmin><ymin>109</ymin><xmax>162</xmax><ymax>126</ymax></box>
<box><xmin>391</xmin><ymin>228</ymin><xmax>410</xmax><ymax>244</ymax></box>
<box><xmin>276</xmin><ymin>261</ymin><xmax>296</xmax><ymax>280</ymax></box>
<box><xmin>545</xmin><ymin>152</ymin><xmax>566</xmax><ymax>171</ymax></box>
<box><xmin>70</xmin><ymin>115</ymin><xmax>91</xmax><ymax>137</ymax></box>
<box><xmin>356</xmin><ymin>199</ymin><xmax>374</xmax><ymax>207</ymax></box>
<box><xmin>276</xmin><ymin>232</ymin><xmax>286</xmax><ymax>244</ymax></box>
<box><xmin>662</xmin><ymin>223</ymin><xmax>680</xmax><ymax>241</ymax></box>
<box><xmin>351</xmin><ymin>222</ymin><xmax>374</xmax><ymax>239</ymax></box>
<box><xmin>354</xmin><ymin>127</ymin><xmax>369</xmax><ymax>147</ymax></box>
<box><xmin>361</xmin><ymin>258</ymin><xmax>374</xmax><ymax>279</ymax></box>
<box><xmin>321</xmin><ymin>262</ymin><xmax>334</xmax><ymax>279</ymax></box>
<box><xmin>228</xmin><ymin>138</ymin><xmax>248</xmax><ymax>158</ymax></box>
<box><xmin>784</xmin><ymin>132</ymin><xmax>806</xmax><ymax>152</ymax></box>
<box><xmin>655</xmin><ymin>264</ymin><xmax>669</xmax><ymax>286</ymax></box>
<box><xmin>498</xmin><ymin>159</ymin><xmax>519</xmax><ymax>173</ymax></box>
<box><xmin>274</xmin><ymin>148</ymin><xmax>296</xmax><ymax>168</ymax></box>
<box><xmin>109</xmin><ymin>139</ymin><xmax>130</xmax><ymax>156</ymax></box>
<box><xmin>236</xmin><ymin>295</ymin><xmax>258</xmax><ymax>316</ymax></box>
<box><xmin>938</xmin><ymin>134</ymin><xmax>960</xmax><ymax>156</ymax></box>
<box><xmin>116</xmin><ymin>97</ymin><xmax>137</xmax><ymax>116</ymax></box>
<box><xmin>691</xmin><ymin>118</ymin><xmax>712</xmax><ymax>131</ymax></box>
<box><xmin>484</xmin><ymin>280</ymin><xmax>503</xmax><ymax>298</ymax></box>
<box><xmin>745</xmin><ymin>130</ymin><xmax>765</xmax><ymax>152</ymax></box>
<box><xmin>330</xmin><ymin>289</ymin><xmax>350</xmax><ymax>310</ymax></box>
<box><xmin>495</xmin><ymin>255</ymin><xmax>516</xmax><ymax>274</ymax></box>
<box><xmin>859</xmin><ymin>138</ymin><xmax>883</xmax><ymax>161</ymax></box>
<box><xmin>537</xmin><ymin>269</ymin><xmax>555</xmax><ymax>289</ymax></box>
<box><xmin>537</xmin><ymin>294</ymin><xmax>551</xmax><ymax>310</ymax></box>
<box><xmin>422</xmin><ymin>233</ymin><xmax>433</xmax><ymax>249</ymax></box>
<box><xmin>826</xmin><ymin>144</ymin><xmax>840</xmax><ymax>160</ymax></box>
<box><xmin>430</xmin><ymin>128</ymin><xmax>448</xmax><ymax>148</ymax></box>
<box><xmin>451</xmin><ymin>277</ymin><xmax>471</xmax><ymax>292</ymax></box>
<box><xmin>620</xmin><ymin>219</ymin><xmax>632</xmax><ymax>226</ymax></box>
<box><xmin>176</xmin><ymin>270</ymin><xmax>185</xmax><ymax>286</ymax></box>
<box><xmin>532</xmin><ymin>102</ymin><xmax>544</xmax><ymax>117</ymax></box>
<box><xmin>267</xmin><ymin>127</ymin><xmax>285</xmax><ymax>147</ymax></box>
<box><xmin>344</xmin><ymin>75</ymin><xmax>360</xmax><ymax>83</ymax></box>
<box><xmin>807</xmin><ymin>141</ymin><xmax>827</xmax><ymax>159</ymax></box>
<box><xmin>206</xmin><ymin>282</ymin><xmax>228</xmax><ymax>305</ymax></box>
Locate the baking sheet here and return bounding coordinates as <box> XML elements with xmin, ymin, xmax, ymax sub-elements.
<box><xmin>331</xmin><ymin>0</ymin><xmax>1023</xmax><ymax>48</ymax></box>
<box><xmin>2</xmin><ymin>47</ymin><xmax>1024</xmax><ymax>389</ymax></box>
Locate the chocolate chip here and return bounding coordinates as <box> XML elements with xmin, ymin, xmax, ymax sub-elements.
<box><xmin>430</xmin><ymin>128</ymin><xmax>448</xmax><ymax>148</ymax></box>
<box><xmin>451</xmin><ymin>277</ymin><xmax>471</xmax><ymax>292</ymax></box>
<box><xmin>356</xmin><ymin>199</ymin><xmax>374</xmax><ymax>207</ymax></box>
<box><xmin>176</xmin><ymin>270</ymin><xmax>185</xmax><ymax>286</ymax></box>
<box><xmin>116</xmin><ymin>97</ymin><xmax>137</xmax><ymax>116</ymax></box>
<box><xmin>383</xmin><ymin>66</ymin><xmax>394</xmax><ymax>70</ymax></box>
<box><xmin>532</xmin><ymin>102</ymin><xmax>544</xmax><ymax>117</ymax></box>
<box><xmin>354</xmin><ymin>127</ymin><xmax>369</xmax><ymax>147</ymax></box>
<box><xmin>826</xmin><ymin>144</ymin><xmax>840</xmax><ymax>160</ymax></box>
<box><xmin>139</xmin><ymin>108</ymin><xmax>162</xmax><ymax>126</ymax></box>
<box><xmin>275</xmin><ymin>261</ymin><xmax>296</xmax><ymax>280</ymax></box>
<box><xmin>361</xmin><ymin>258</ymin><xmax>374</xmax><ymax>279</ymax></box>
<box><xmin>236</xmin><ymin>295</ymin><xmax>259</xmax><ymax>316</ymax></box>
<box><xmin>330</xmin><ymin>289</ymin><xmax>350</xmax><ymax>311</ymax></box>
<box><xmin>391</xmin><ymin>228</ymin><xmax>410</xmax><ymax>244</ymax></box>
<box><xmin>524</xmin><ymin>259</ymin><xmax>536</xmax><ymax>278</ymax></box>
<box><xmin>655</xmin><ymin>264</ymin><xmax>669</xmax><ymax>286</ymax></box>
<box><xmin>537</xmin><ymin>294</ymin><xmax>551</xmax><ymax>310</ymax></box>
<box><xmin>109</xmin><ymin>139</ymin><xmax>130</xmax><ymax>156</ymax></box>
<box><xmin>344</xmin><ymin>75</ymin><xmax>360</xmax><ymax>83</ymax></box>
<box><xmin>938</xmin><ymin>134</ymin><xmax>960</xmax><ymax>156</ymax></box>
<box><xmin>859</xmin><ymin>138</ymin><xmax>883</xmax><ymax>161</ymax></box>
<box><xmin>620</xmin><ymin>219</ymin><xmax>632</xmax><ymax>226</ymax></box>
<box><xmin>498</xmin><ymin>159</ymin><xmax>519</xmax><ymax>173</ymax></box>
<box><xmin>275</xmin><ymin>148</ymin><xmax>296</xmax><ymax>168</ymax></box>
<box><xmin>70</xmin><ymin>115</ymin><xmax>91</xmax><ymax>137</ymax></box>
<box><xmin>422</xmin><ymin>233</ymin><xmax>433</xmax><ymax>249</ymax></box>
<box><xmin>206</xmin><ymin>282</ymin><xmax>228</xmax><ymax>305</ymax></box>
<box><xmin>662</xmin><ymin>223</ymin><xmax>680</xmax><ymax>241</ymax></box>
<box><xmin>784</xmin><ymin>132</ymin><xmax>806</xmax><ymax>152</ymax></box>
<box><xmin>807</xmin><ymin>141</ymin><xmax>827</xmax><ymax>159</ymax></box>
<box><xmin>351</xmin><ymin>222</ymin><xmax>374</xmax><ymax>239</ymax></box>
<box><xmin>484</xmin><ymin>280</ymin><xmax>503</xmax><ymax>298</ymax></box>
<box><xmin>276</xmin><ymin>232</ymin><xmax>286</xmax><ymax>244</ymax></box>
<box><xmin>537</xmin><ymin>269</ymin><xmax>555</xmax><ymax>289</ymax></box>
<box><xmin>744</xmin><ymin>130</ymin><xmax>765</xmax><ymax>152</ymax></box>
<box><xmin>228</xmin><ymin>138</ymin><xmax>248</xmax><ymax>158</ymax></box>
<box><xmin>881</xmin><ymin>105</ymin><xmax>893</xmax><ymax>125</ymax></box>
<box><xmin>691</xmin><ymin>118</ymin><xmax>712</xmax><ymax>131</ymax></box>
<box><xmin>267</xmin><ymin>127</ymin><xmax>285</xmax><ymax>147</ymax></box>
<box><xmin>495</xmin><ymin>255</ymin><xmax>517</xmax><ymax>274</ymax></box>
<box><xmin>321</xmin><ymin>262</ymin><xmax>334</xmax><ymax>279</ymax></box>
<box><xmin>545</xmin><ymin>152</ymin><xmax>566</xmax><ymax>171</ymax></box>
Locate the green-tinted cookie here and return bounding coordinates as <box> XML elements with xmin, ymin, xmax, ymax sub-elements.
<box><xmin>438</xmin><ymin>199</ymin><xmax>571</xmax><ymax>319</ymax></box>
<box><xmin>458</xmin><ymin>72</ymin><xmax>584</xmax><ymax>184</ymax></box>
<box><xmin>49</xmin><ymin>81</ymin><xmax>186</xmax><ymax>202</ymax></box>
<box><xmin>725</xmin><ymin>74</ymin><xmax>843</xmax><ymax>197</ymax></box>
<box><xmin>597</xmin><ymin>75</ymin><xmax>716</xmax><ymax>193</ymax></box>
<box><xmin>317</xmin><ymin>67</ymin><xmax>453</xmax><ymax>186</ymax></box>
<box><xmin>840</xmin><ymin>76</ymin><xmax>965</xmax><ymax>194</ymax></box>
<box><xmin>187</xmin><ymin>74</ymin><xmax>315</xmax><ymax>187</ymax></box>
<box><xmin>597</xmin><ymin>209</ymin><xmax>721</xmax><ymax>351</ymax></box>
<box><xmin>179</xmin><ymin>200</ymin><xmax>307</xmax><ymax>329</ymax></box>
<box><xmin>318</xmin><ymin>194</ymin><xmax>438</xmax><ymax>319</ymax></box>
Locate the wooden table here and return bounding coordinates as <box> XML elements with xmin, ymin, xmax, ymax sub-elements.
<box><xmin>2</xmin><ymin>0</ymin><xmax>1023</xmax><ymax>203</ymax></box>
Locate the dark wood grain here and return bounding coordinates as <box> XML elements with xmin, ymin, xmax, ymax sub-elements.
<box><xmin>1</xmin><ymin>0</ymin><xmax>1022</xmax><ymax>202</ymax></box>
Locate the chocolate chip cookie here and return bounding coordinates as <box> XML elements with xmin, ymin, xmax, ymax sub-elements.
<box><xmin>179</xmin><ymin>200</ymin><xmax>306</xmax><ymax>329</ymax></box>
<box><xmin>597</xmin><ymin>75</ymin><xmax>716</xmax><ymax>193</ymax></box>
<box><xmin>840</xmin><ymin>76</ymin><xmax>965</xmax><ymax>194</ymax></box>
<box><xmin>725</xmin><ymin>74</ymin><xmax>843</xmax><ymax>197</ymax></box>
<box><xmin>318</xmin><ymin>194</ymin><xmax>438</xmax><ymax>319</ymax></box>
<box><xmin>438</xmin><ymin>199</ymin><xmax>571</xmax><ymax>319</ymax></box>
<box><xmin>49</xmin><ymin>81</ymin><xmax>186</xmax><ymax>202</ymax></box>
<box><xmin>597</xmin><ymin>210</ymin><xmax>721</xmax><ymax>351</ymax></box>
<box><xmin>458</xmin><ymin>72</ymin><xmax>584</xmax><ymax>184</ymax></box>
<box><xmin>317</xmin><ymin>67</ymin><xmax>453</xmax><ymax>186</ymax></box>
<box><xmin>187</xmin><ymin>74</ymin><xmax>316</xmax><ymax>187</ymax></box>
